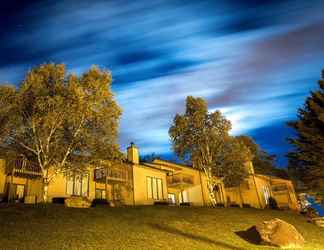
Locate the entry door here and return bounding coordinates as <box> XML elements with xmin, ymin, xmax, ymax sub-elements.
<box><xmin>168</xmin><ymin>193</ymin><xmax>176</xmax><ymax>204</ymax></box>
<box><xmin>16</xmin><ymin>185</ymin><xmax>25</xmax><ymax>200</ymax></box>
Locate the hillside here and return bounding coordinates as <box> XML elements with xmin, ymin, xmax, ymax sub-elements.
<box><xmin>0</xmin><ymin>205</ymin><xmax>323</xmax><ymax>250</ymax></box>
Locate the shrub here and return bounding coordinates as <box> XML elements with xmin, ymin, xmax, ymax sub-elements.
<box><xmin>268</xmin><ymin>197</ymin><xmax>278</xmax><ymax>209</ymax></box>
<box><xmin>52</xmin><ymin>197</ymin><xmax>66</xmax><ymax>204</ymax></box>
<box><xmin>306</xmin><ymin>207</ymin><xmax>319</xmax><ymax>219</ymax></box>
<box><xmin>0</xmin><ymin>193</ymin><xmax>6</xmax><ymax>203</ymax></box>
<box><xmin>91</xmin><ymin>199</ymin><xmax>109</xmax><ymax>207</ymax></box>
<box><xmin>180</xmin><ymin>202</ymin><xmax>191</xmax><ymax>206</ymax></box>
<box><xmin>154</xmin><ymin>201</ymin><xmax>169</xmax><ymax>206</ymax></box>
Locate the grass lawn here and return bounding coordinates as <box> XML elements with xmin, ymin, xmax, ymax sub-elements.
<box><xmin>0</xmin><ymin>204</ymin><xmax>323</xmax><ymax>250</ymax></box>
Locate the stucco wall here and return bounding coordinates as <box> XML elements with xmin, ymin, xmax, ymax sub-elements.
<box><xmin>133</xmin><ymin>164</ymin><xmax>167</xmax><ymax>205</ymax></box>
<box><xmin>47</xmin><ymin>167</ymin><xmax>97</xmax><ymax>201</ymax></box>
<box><xmin>226</xmin><ymin>175</ymin><xmax>269</xmax><ymax>208</ymax></box>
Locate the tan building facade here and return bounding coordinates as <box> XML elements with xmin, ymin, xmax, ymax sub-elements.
<box><xmin>0</xmin><ymin>143</ymin><xmax>297</xmax><ymax>210</ymax></box>
<box><xmin>0</xmin><ymin>144</ymin><xmax>225</xmax><ymax>206</ymax></box>
<box><xmin>225</xmin><ymin>162</ymin><xmax>298</xmax><ymax>210</ymax></box>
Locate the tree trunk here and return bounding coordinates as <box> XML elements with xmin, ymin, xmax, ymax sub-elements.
<box><xmin>203</xmin><ymin>167</ymin><xmax>217</xmax><ymax>207</ymax></box>
<box><xmin>42</xmin><ymin>170</ymin><xmax>49</xmax><ymax>203</ymax></box>
<box><xmin>206</xmin><ymin>179</ymin><xmax>217</xmax><ymax>206</ymax></box>
<box><xmin>43</xmin><ymin>181</ymin><xmax>49</xmax><ymax>203</ymax></box>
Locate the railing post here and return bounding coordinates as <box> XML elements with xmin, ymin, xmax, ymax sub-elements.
<box><xmin>105</xmin><ymin>167</ymin><xmax>108</xmax><ymax>201</ymax></box>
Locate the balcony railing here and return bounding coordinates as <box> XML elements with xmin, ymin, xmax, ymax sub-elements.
<box><xmin>9</xmin><ymin>159</ymin><xmax>42</xmax><ymax>178</ymax></box>
<box><xmin>167</xmin><ymin>173</ymin><xmax>194</xmax><ymax>187</ymax></box>
<box><xmin>271</xmin><ymin>184</ymin><xmax>288</xmax><ymax>193</ymax></box>
<box><xmin>94</xmin><ymin>167</ymin><xmax>127</xmax><ymax>182</ymax></box>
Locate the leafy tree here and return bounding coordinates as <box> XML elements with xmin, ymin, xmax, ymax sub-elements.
<box><xmin>0</xmin><ymin>64</ymin><xmax>122</xmax><ymax>202</ymax></box>
<box><xmin>236</xmin><ymin>135</ymin><xmax>288</xmax><ymax>178</ymax></box>
<box><xmin>169</xmin><ymin>96</ymin><xmax>251</xmax><ymax>206</ymax></box>
<box><xmin>216</xmin><ymin>137</ymin><xmax>252</xmax><ymax>187</ymax></box>
<box><xmin>287</xmin><ymin>69</ymin><xmax>324</xmax><ymax>190</ymax></box>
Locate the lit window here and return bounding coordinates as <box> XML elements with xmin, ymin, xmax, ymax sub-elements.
<box><xmin>66</xmin><ymin>172</ymin><xmax>89</xmax><ymax>197</ymax></box>
<box><xmin>146</xmin><ymin>177</ymin><xmax>163</xmax><ymax>200</ymax></box>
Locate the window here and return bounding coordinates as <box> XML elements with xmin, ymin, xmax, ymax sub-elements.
<box><xmin>146</xmin><ymin>177</ymin><xmax>163</xmax><ymax>200</ymax></box>
<box><xmin>262</xmin><ymin>186</ymin><xmax>270</xmax><ymax>204</ymax></box>
<box><xmin>95</xmin><ymin>189</ymin><xmax>106</xmax><ymax>199</ymax></box>
<box><xmin>66</xmin><ymin>172</ymin><xmax>89</xmax><ymax>197</ymax></box>
<box><xmin>147</xmin><ymin>177</ymin><xmax>152</xmax><ymax>199</ymax></box>
<box><xmin>15</xmin><ymin>185</ymin><xmax>25</xmax><ymax>200</ymax></box>
<box><xmin>157</xmin><ymin>179</ymin><xmax>163</xmax><ymax>200</ymax></box>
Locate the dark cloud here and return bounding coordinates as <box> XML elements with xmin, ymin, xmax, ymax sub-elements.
<box><xmin>1</xmin><ymin>0</ymin><xmax>323</xmax><ymax>165</ymax></box>
<box><xmin>114</xmin><ymin>50</ymin><xmax>163</xmax><ymax>65</ymax></box>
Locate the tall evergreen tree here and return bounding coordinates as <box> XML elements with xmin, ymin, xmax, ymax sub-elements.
<box><xmin>287</xmin><ymin>69</ymin><xmax>324</xmax><ymax>189</ymax></box>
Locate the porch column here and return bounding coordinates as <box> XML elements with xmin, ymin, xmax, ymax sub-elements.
<box><xmin>105</xmin><ymin>167</ymin><xmax>108</xmax><ymax>201</ymax></box>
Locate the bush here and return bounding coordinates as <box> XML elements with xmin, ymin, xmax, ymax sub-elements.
<box><xmin>243</xmin><ymin>203</ymin><xmax>251</xmax><ymax>208</ymax></box>
<box><xmin>0</xmin><ymin>193</ymin><xmax>5</xmax><ymax>203</ymax></box>
<box><xmin>306</xmin><ymin>207</ymin><xmax>319</xmax><ymax>219</ymax></box>
<box><xmin>216</xmin><ymin>203</ymin><xmax>225</xmax><ymax>207</ymax></box>
<box><xmin>91</xmin><ymin>199</ymin><xmax>109</xmax><ymax>207</ymax></box>
<box><xmin>154</xmin><ymin>201</ymin><xmax>169</xmax><ymax>206</ymax></box>
<box><xmin>180</xmin><ymin>202</ymin><xmax>191</xmax><ymax>206</ymax></box>
<box><xmin>52</xmin><ymin>197</ymin><xmax>66</xmax><ymax>204</ymax></box>
<box><xmin>268</xmin><ymin>197</ymin><xmax>278</xmax><ymax>209</ymax></box>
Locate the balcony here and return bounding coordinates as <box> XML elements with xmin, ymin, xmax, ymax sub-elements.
<box><xmin>271</xmin><ymin>184</ymin><xmax>288</xmax><ymax>194</ymax></box>
<box><xmin>94</xmin><ymin>167</ymin><xmax>128</xmax><ymax>183</ymax></box>
<box><xmin>9</xmin><ymin>159</ymin><xmax>42</xmax><ymax>178</ymax></box>
<box><xmin>167</xmin><ymin>173</ymin><xmax>194</xmax><ymax>188</ymax></box>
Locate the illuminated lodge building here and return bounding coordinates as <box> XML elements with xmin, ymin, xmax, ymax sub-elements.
<box><xmin>0</xmin><ymin>143</ymin><xmax>298</xmax><ymax>210</ymax></box>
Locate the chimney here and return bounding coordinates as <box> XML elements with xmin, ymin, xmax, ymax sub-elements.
<box><xmin>127</xmin><ymin>142</ymin><xmax>139</xmax><ymax>164</ymax></box>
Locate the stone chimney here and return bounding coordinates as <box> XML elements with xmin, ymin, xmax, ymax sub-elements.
<box><xmin>127</xmin><ymin>142</ymin><xmax>139</xmax><ymax>164</ymax></box>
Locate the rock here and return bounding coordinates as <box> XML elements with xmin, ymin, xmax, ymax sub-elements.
<box><xmin>312</xmin><ymin>217</ymin><xmax>324</xmax><ymax>228</ymax></box>
<box><xmin>255</xmin><ymin>218</ymin><xmax>305</xmax><ymax>248</ymax></box>
<box><xmin>65</xmin><ymin>196</ymin><xmax>91</xmax><ymax>208</ymax></box>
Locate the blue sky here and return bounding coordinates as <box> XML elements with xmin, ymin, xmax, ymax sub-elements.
<box><xmin>1</xmin><ymin>0</ymin><xmax>324</xmax><ymax>166</ymax></box>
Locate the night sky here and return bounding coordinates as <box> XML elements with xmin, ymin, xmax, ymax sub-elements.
<box><xmin>1</xmin><ymin>0</ymin><xmax>324</xmax><ymax>166</ymax></box>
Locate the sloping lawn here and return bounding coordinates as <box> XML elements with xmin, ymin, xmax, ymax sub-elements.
<box><xmin>0</xmin><ymin>204</ymin><xmax>323</xmax><ymax>250</ymax></box>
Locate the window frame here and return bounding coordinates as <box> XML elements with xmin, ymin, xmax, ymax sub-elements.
<box><xmin>146</xmin><ymin>176</ymin><xmax>164</xmax><ymax>200</ymax></box>
<box><xmin>66</xmin><ymin>172</ymin><xmax>89</xmax><ymax>197</ymax></box>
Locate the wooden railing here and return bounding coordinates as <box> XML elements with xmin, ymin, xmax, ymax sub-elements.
<box><xmin>167</xmin><ymin>173</ymin><xmax>194</xmax><ymax>186</ymax></box>
<box><xmin>10</xmin><ymin>158</ymin><xmax>42</xmax><ymax>177</ymax></box>
<box><xmin>271</xmin><ymin>184</ymin><xmax>288</xmax><ymax>193</ymax></box>
<box><xmin>94</xmin><ymin>168</ymin><xmax>127</xmax><ymax>182</ymax></box>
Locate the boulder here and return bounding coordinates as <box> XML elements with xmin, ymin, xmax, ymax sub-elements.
<box><xmin>65</xmin><ymin>196</ymin><xmax>91</xmax><ymax>208</ymax></box>
<box><xmin>255</xmin><ymin>218</ymin><xmax>305</xmax><ymax>248</ymax></box>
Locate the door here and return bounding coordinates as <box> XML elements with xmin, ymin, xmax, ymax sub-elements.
<box><xmin>168</xmin><ymin>193</ymin><xmax>176</xmax><ymax>204</ymax></box>
<box><xmin>16</xmin><ymin>185</ymin><xmax>25</xmax><ymax>200</ymax></box>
